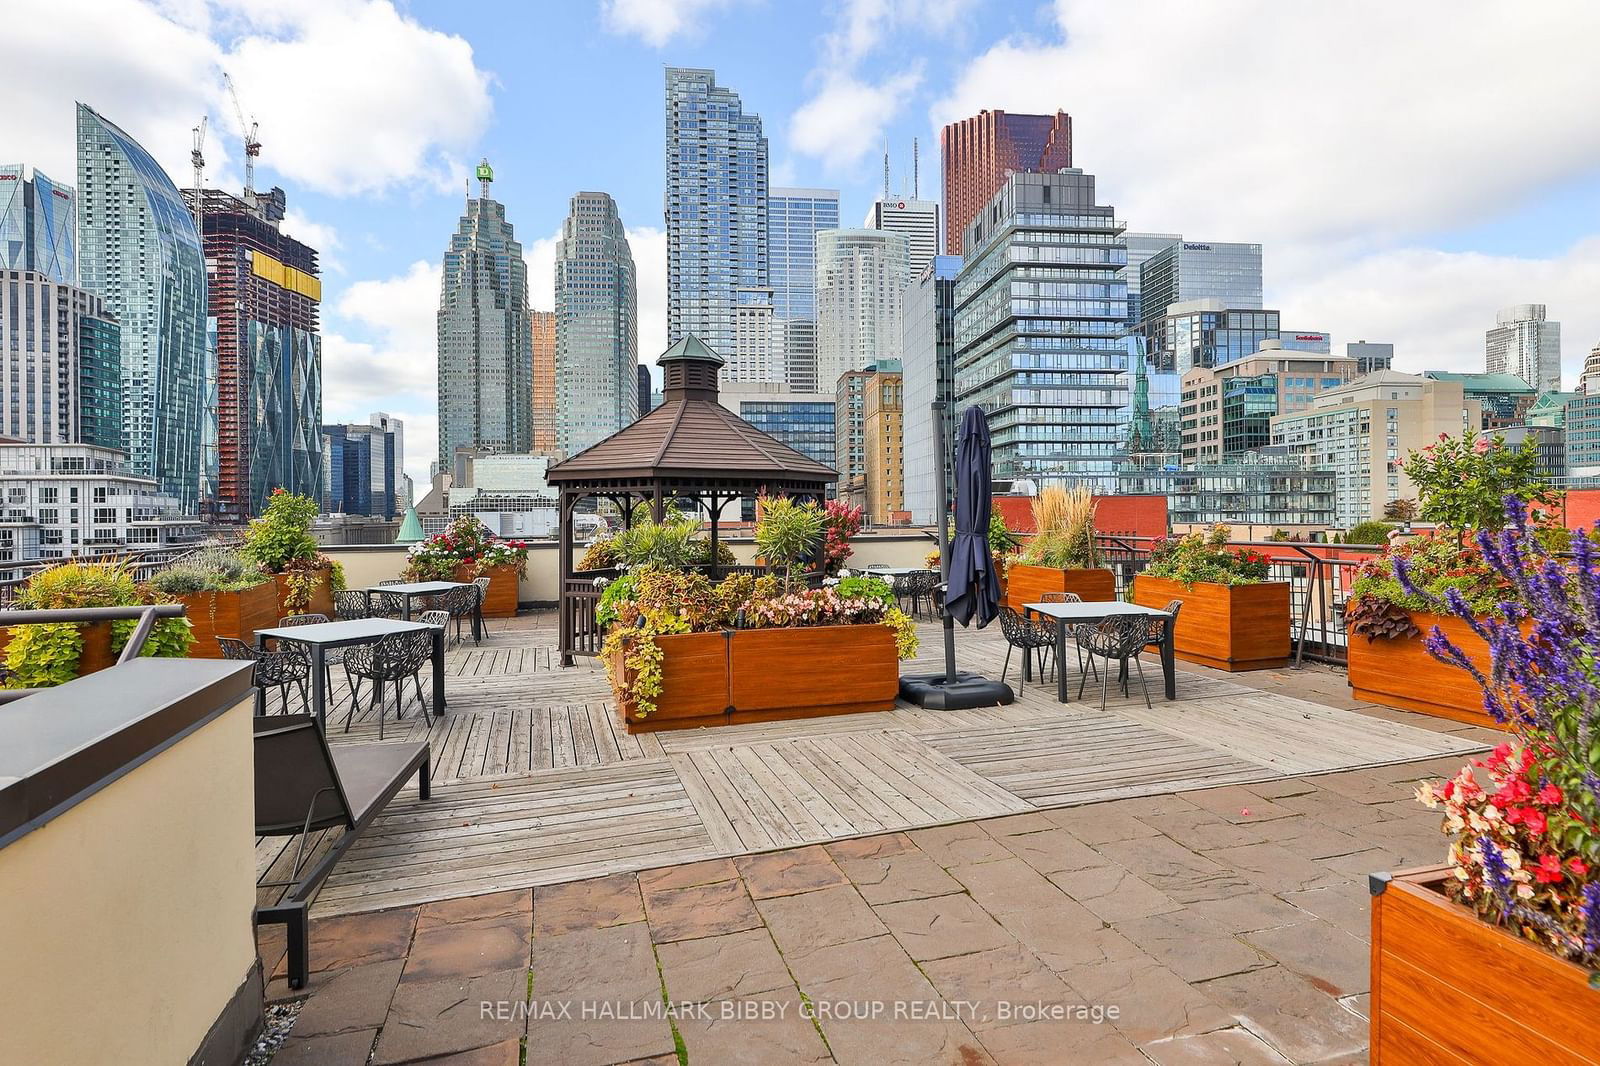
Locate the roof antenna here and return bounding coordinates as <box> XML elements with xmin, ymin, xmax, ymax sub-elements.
<box><xmin>883</xmin><ymin>148</ymin><xmax>890</xmax><ymax>200</ymax></box>
<box><xmin>912</xmin><ymin>137</ymin><xmax>919</xmax><ymax>199</ymax></box>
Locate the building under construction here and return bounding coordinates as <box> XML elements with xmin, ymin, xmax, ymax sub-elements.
<box><xmin>183</xmin><ymin>186</ymin><xmax>322</xmax><ymax>521</ymax></box>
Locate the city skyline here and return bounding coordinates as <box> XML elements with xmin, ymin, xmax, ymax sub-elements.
<box><xmin>6</xmin><ymin>1</ymin><xmax>1600</xmax><ymax>488</ymax></box>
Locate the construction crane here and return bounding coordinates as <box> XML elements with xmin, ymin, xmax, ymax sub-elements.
<box><xmin>190</xmin><ymin>116</ymin><xmax>207</xmax><ymax>189</ymax></box>
<box><xmin>222</xmin><ymin>73</ymin><xmax>261</xmax><ymax>201</ymax></box>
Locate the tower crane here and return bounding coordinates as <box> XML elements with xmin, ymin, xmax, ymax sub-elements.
<box><xmin>222</xmin><ymin>73</ymin><xmax>261</xmax><ymax>201</ymax></box>
<box><xmin>190</xmin><ymin>116</ymin><xmax>207</xmax><ymax>189</ymax></box>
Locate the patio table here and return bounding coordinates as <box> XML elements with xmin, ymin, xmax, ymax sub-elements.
<box><xmin>368</xmin><ymin>581</ymin><xmax>482</xmax><ymax>643</ymax></box>
<box><xmin>255</xmin><ymin>617</ymin><xmax>445</xmax><ymax>731</ymax></box>
<box><xmin>1023</xmin><ymin>601</ymin><xmax>1177</xmax><ymax>702</ymax></box>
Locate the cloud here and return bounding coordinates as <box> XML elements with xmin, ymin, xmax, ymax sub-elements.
<box><xmin>0</xmin><ymin>0</ymin><xmax>491</xmax><ymax>199</ymax></box>
<box><xmin>934</xmin><ymin>0</ymin><xmax>1600</xmax><ymax>247</ymax></box>
<box><xmin>628</xmin><ymin>226</ymin><xmax>668</xmax><ymax>362</ymax></box>
<box><xmin>524</xmin><ymin>229</ymin><xmax>563</xmax><ymax>313</ymax></box>
<box><xmin>789</xmin><ymin>69</ymin><xmax>923</xmax><ymax>173</ymax></box>
<box><xmin>322</xmin><ymin>259</ymin><xmax>441</xmax><ymax>483</ymax></box>
<box><xmin>1278</xmin><ymin>239</ymin><xmax>1600</xmax><ymax>387</ymax></box>
<box><xmin>600</xmin><ymin>0</ymin><xmax>751</xmax><ymax>47</ymax></box>
<box><xmin>823</xmin><ymin>0</ymin><xmax>978</xmax><ymax>66</ymax></box>
<box><xmin>280</xmin><ymin>208</ymin><xmax>342</xmax><ymax>271</ymax></box>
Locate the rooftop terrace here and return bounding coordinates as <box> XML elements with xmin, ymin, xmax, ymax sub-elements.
<box><xmin>246</xmin><ymin>611</ymin><xmax>1495</xmax><ymax>1064</ymax></box>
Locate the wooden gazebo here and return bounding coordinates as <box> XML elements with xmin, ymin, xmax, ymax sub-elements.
<box><xmin>548</xmin><ymin>336</ymin><xmax>837</xmax><ymax>665</ymax></box>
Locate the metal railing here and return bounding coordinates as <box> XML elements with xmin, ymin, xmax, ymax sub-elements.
<box><xmin>1093</xmin><ymin>535</ymin><xmax>1384</xmax><ymax>666</ymax></box>
<box><xmin>0</xmin><ymin>603</ymin><xmax>190</xmax><ymax>704</ymax></box>
<box><xmin>0</xmin><ymin>538</ymin><xmax>238</xmax><ymax>607</ymax></box>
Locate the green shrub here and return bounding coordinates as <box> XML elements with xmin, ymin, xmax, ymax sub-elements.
<box><xmin>1345</xmin><ymin>520</ymin><xmax>1395</xmax><ymax>546</ymax></box>
<box><xmin>755</xmin><ymin>495</ymin><xmax>823</xmax><ymax>591</ymax></box>
<box><xmin>242</xmin><ymin>489</ymin><xmax>320</xmax><ymax>572</ymax></box>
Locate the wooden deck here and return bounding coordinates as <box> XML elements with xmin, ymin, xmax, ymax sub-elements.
<box><xmin>257</xmin><ymin>613</ymin><xmax>1491</xmax><ymax>918</ymax></box>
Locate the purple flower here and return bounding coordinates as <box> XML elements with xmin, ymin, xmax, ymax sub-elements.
<box><xmin>1584</xmin><ymin>882</ymin><xmax>1600</xmax><ymax>956</ymax></box>
<box><xmin>1479</xmin><ymin>836</ymin><xmax>1514</xmax><ymax>919</ymax></box>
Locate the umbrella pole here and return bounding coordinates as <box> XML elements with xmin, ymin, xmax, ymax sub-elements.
<box><xmin>933</xmin><ymin>401</ymin><xmax>957</xmax><ymax>683</ymax></box>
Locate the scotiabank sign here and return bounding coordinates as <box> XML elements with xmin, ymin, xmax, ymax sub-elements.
<box><xmin>1295</xmin><ymin>334</ymin><xmax>1326</xmax><ymax>341</ymax></box>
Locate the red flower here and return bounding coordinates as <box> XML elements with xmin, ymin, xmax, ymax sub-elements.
<box><xmin>1534</xmin><ymin>854</ymin><xmax>1564</xmax><ymax>884</ymax></box>
<box><xmin>1569</xmin><ymin>858</ymin><xmax>1590</xmax><ymax>877</ymax></box>
<box><xmin>1522</xmin><ymin>809</ymin><xmax>1548</xmax><ymax>835</ymax></box>
<box><xmin>1536</xmin><ymin>783</ymin><xmax>1564</xmax><ymax>806</ymax></box>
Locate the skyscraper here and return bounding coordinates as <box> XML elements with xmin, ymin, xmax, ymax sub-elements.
<box><xmin>437</xmin><ymin>160</ymin><xmax>532</xmax><ymax>468</ymax></box>
<box><xmin>902</xmin><ymin>255</ymin><xmax>962</xmax><ymax>525</ymax></box>
<box><xmin>731</xmin><ymin>286</ymin><xmax>777</xmax><ymax>381</ymax></box>
<box><xmin>1486</xmin><ymin>303</ymin><xmax>1561</xmax><ymax>392</ymax></box>
<box><xmin>183</xmin><ymin>187</ymin><xmax>322</xmax><ymax>519</ymax></box>
<box><xmin>1137</xmin><ymin>240</ymin><xmax>1263</xmax><ymax>324</ymax></box>
<box><xmin>554</xmin><ymin>191</ymin><xmax>637</xmax><ymax>458</ymax></box>
<box><xmin>862</xmin><ymin>197</ymin><xmax>940</xmax><ymax>279</ymax></box>
<box><xmin>953</xmin><ymin>169</ymin><xmax>1127</xmax><ymax>490</ymax></box>
<box><xmin>1122</xmin><ymin>232</ymin><xmax>1180</xmax><ymax>325</ymax></box>
<box><xmin>321</xmin><ymin>413</ymin><xmax>404</xmax><ymax>519</ymax></box>
<box><xmin>0</xmin><ymin>270</ymin><xmax>120</xmax><ymax>447</ymax></box>
<box><xmin>530</xmin><ymin>310</ymin><xmax>557</xmax><ymax>455</ymax></box>
<box><xmin>0</xmin><ymin>165</ymin><xmax>76</xmax><ymax>283</ymax></box>
<box><xmin>815</xmin><ymin>229</ymin><xmax>910</xmax><ymax>392</ymax></box>
<box><xmin>940</xmin><ymin>109</ymin><xmax>1072</xmax><ymax>255</ymax></box>
<box><xmin>637</xmin><ymin>365</ymin><xmax>653</xmax><ymax>419</ymax></box>
<box><xmin>77</xmin><ymin>103</ymin><xmax>208</xmax><ymax>510</ymax></box>
<box><xmin>768</xmin><ymin>188</ymin><xmax>839</xmax><ymax>391</ymax></box>
<box><xmin>664</xmin><ymin>67</ymin><xmax>768</xmax><ymax>367</ymax></box>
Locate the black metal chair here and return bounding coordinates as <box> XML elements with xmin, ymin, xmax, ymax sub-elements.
<box><xmin>436</xmin><ymin>583</ymin><xmax>479</xmax><ymax>647</ymax></box>
<box><xmin>1143</xmin><ymin>598</ymin><xmax>1183</xmax><ymax>652</ymax></box>
<box><xmin>473</xmin><ymin>576</ymin><xmax>494</xmax><ymax>635</ymax></box>
<box><xmin>333</xmin><ymin>589</ymin><xmax>371</xmax><ymax>621</ymax></box>
<box><xmin>341</xmin><ymin>630</ymin><xmax>435</xmax><ymax>738</ymax></box>
<box><xmin>1035</xmin><ymin>592</ymin><xmax>1081</xmax><ymax>681</ymax></box>
<box><xmin>278</xmin><ymin>613</ymin><xmax>351</xmax><ymax>709</ymax></box>
<box><xmin>1077</xmin><ymin>615</ymin><xmax>1154</xmax><ymax>711</ymax></box>
<box><xmin>254</xmin><ymin>713</ymin><xmax>429</xmax><ymax>989</ymax></box>
<box><xmin>368</xmin><ymin>589</ymin><xmax>406</xmax><ymax>620</ymax></box>
<box><xmin>899</xmin><ymin>569</ymin><xmax>940</xmax><ymax>619</ymax></box>
<box><xmin>218</xmin><ymin>636</ymin><xmax>311</xmax><ymax>715</ymax></box>
<box><xmin>418</xmin><ymin>609</ymin><xmax>450</xmax><ymax>629</ymax></box>
<box><xmin>997</xmin><ymin>606</ymin><xmax>1054</xmax><ymax>692</ymax></box>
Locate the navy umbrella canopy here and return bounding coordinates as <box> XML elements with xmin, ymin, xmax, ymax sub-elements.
<box><xmin>944</xmin><ymin>405</ymin><xmax>1000</xmax><ymax>629</ymax></box>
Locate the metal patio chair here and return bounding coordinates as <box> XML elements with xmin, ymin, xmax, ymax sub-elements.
<box><xmin>218</xmin><ymin>636</ymin><xmax>311</xmax><ymax>716</ymax></box>
<box><xmin>341</xmin><ymin>629</ymin><xmax>435</xmax><ymax>738</ymax></box>
<box><xmin>997</xmin><ymin>605</ymin><xmax>1053</xmax><ymax>692</ymax></box>
<box><xmin>1077</xmin><ymin>614</ymin><xmax>1154</xmax><ymax>711</ymax></box>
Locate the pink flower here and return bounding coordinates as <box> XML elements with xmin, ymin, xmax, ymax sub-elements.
<box><xmin>1536</xmin><ymin>783</ymin><xmax>1563</xmax><ymax>806</ymax></box>
<box><xmin>1473</xmin><ymin>436</ymin><xmax>1490</xmax><ymax>454</ymax></box>
<box><xmin>1533</xmin><ymin>854</ymin><xmax>1564</xmax><ymax>884</ymax></box>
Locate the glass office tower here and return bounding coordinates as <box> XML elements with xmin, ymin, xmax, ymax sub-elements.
<box><xmin>952</xmin><ymin>170</ymin><xmax>1128</xmax><ymax>491</ymax></box>
<box><xmin>1138</xmin><ymin>240</ymin><xmax>1262</xmax><ymax>324</ymax></box>
<box><xmin>902</xmin><ymin>255</ymin><xmax>963</xmax><ymax>525</ymax></box>
<box><xmin>437</xmin><ymin>161</ymin><xmax>533</xmax><ymax>469</ymax></box>
<box><xmin>554</xmin><ymin>191</ymin><xmax>637</xmax><ymax>458</ymax></box>
<box><xmin>0</xmin><ymin>165</ymin><xmax>77</xmax><ymax>284</ymax></box>
<box><xmin>76</xmin><ymin>103</ymin><xmax>207</xmax><ymax>510</ymax></box>
<box><xmin>664</xmin><ymin>68</ymin><xmax>768</xmax><ymax>369</ymax></box>
<box><xmin>768</xmin><ymin>188</ymin><xmax>839</xmax><ymax>392</ymax></box>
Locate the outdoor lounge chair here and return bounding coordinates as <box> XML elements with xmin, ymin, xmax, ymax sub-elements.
<box><xmin>254</xmin><ymin>714</ymin><xmax>430</xmax><ymax>989</ymax></box>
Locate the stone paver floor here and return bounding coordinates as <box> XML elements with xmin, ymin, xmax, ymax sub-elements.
<box><xmin>254</xmin><ymin>754</ymin><xmax>1476</xmax><ymax>1065</ymax></box>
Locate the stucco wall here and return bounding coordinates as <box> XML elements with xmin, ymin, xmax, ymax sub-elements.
<box><xmin>0</xmin><ymin>696</ymin><xmax>259</xmax><ymax>1065</ymax></box>
<box><xmin>323</xmin><ymin>531</ymin><xmax>941</xmax><ymax>604</ymax></box>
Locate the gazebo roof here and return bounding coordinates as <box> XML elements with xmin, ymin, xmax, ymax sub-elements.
<box><xmin>546</xmin><ymin>336</ymin><xmax>837</xmax><ymax>489</ymax></box>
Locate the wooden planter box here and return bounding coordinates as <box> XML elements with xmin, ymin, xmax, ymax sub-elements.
<box><xmin>271</xmin><ymin>569</ymin><xmax>334</xmax><ymax>619</ymax></box>
<box><xmin>610</xmin><ymin>624</ymin><xmax>899</xmax><ymax>733</ymax></box>
<box><xmin>1003</xmin><ymin>563</ymin><xmax>1116</xmax><ymax>611</ymax></box>
<box><xmin>455</xmin><ymin>562</ymin><xmax>519</xmax><ymax>618</ymax></box>
<box><xmin>0</xmin><ymin>620</ymin><xmax>116</xmax><ymax>679</ymax></box>
<box><xmin>1132</xmin><ymin>575</ymin><xmax>1290</xmax><ymax>671</ymax></box>
<box><xmin>179</xmin><ymin>581</ymin><xmax>279</xmax><ymax>659</ymax></box>
<box><xmin>729</xmin><ymin>624</ymin><xmax>898</xmax><ymax>724</ymax></box>
<box><xmin>1348</xmin><ymin>612</ymin><xmax>1503</xmax><ymax>729</ymax></box>
<box><xmin>1370</xmin><ymin>865</ymin><xmax>1600</xmax><ymax>1064</ymax></box>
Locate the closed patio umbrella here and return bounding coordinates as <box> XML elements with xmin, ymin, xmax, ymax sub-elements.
<box><xmin>898</xmin><ymin>403</ymin><xmax>1014</xmax><ymax>709</ymax></box>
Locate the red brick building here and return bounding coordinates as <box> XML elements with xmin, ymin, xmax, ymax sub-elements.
<box><xmin>940</xmin><ymin>110</ymin><xmax>1072</xmax><ymax>255</ymax></box>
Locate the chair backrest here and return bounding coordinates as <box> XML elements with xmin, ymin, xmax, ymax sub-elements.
<box><xmin>378</xmin><ymin>579</ymin><xmax>404</xmax><ymax>586</ymax></box>
<box><xmin>333</xmin><ymin>590</ymin><xmax>371</xmax><ymax>621</ymax></box>
<box><xmin>997</xmin><ymin>606</ymin><xmax>1035</xmax><ymax>645</ymax></box>
<box><xmin>418</xmin><ymin>609</ymin><xmax>450</xmax><ymax>628</ymax></box>
<box><xmin>1040</xmin><ymin>592</ymin><xmax>1080</xmax><ymax>604</ymax></box>
<box><xmin>1090</xmin><ymin>614</ymin><xmax>1149</xmax><ymax>656</ymax></box>
<box><xmin>369</xmin><ymin>591</ymin><xmax>406</xmax><ymax>618</ymax></box>
<box><xmin>473</xmin><ymin>576</ymin><xmax>491</xmax><ymax>591</ymax></box>
<box><xmin>401</xmin><ymin>628</ymin><xmax>434</xmax><ymax>669</ymax></box>
<box><xmin>444</xmin><ymin>584</ymin><xmax>476</xmax><ymax>616</ymax></box>
<box><xmin>217</xmin><ymin>636</ymin><xmax>259</xmax><ymax>661</ymax></box>
<box><xmin>1146</xmin><ymin>598</ymin><xmax>1183</xmax><ymax>641</ymax></box>
<box><xmin>279</xmin><ymin>613</ymin><xmax>328</xmax><ymax>627</ymax></box>
<box><xmin>253</xmin><ymin>714</ymin><xmax>354</xmax><ymax>834</ymax></box>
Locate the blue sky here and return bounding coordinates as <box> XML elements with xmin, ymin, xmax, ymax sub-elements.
<box><xmin>8</xmin><ymin>1</ymin><xmax>1600</xmax><ymax>487</ymax></box>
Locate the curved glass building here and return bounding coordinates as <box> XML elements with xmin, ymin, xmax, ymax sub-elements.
<box><xmin>76</xmin><ymin>103</ymin><xmax>208</xmax><ymax>511</ymax></box>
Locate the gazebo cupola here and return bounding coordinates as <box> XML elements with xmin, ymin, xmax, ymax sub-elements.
<box><xmin>658</xmin><ymin>335</ymin><xmax>723</xmax><ymax>402</ymax></box>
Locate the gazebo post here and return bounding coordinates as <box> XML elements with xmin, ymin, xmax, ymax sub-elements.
<box><xmin>708</xmin><ymin>494</ymin><xmax>725</xmax><ymax>580</ymax></box>
<box><xmin>651</xmin><ymin>485</ymin><xmax>665</xmax><ymax>524</ymax></box>
<box><xmin>558</xmin><ymin>488</ymin><xmax>576</xmax><ymax>667</ymax></box>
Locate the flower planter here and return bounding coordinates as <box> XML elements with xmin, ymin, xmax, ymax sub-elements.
<box><xmin>1131</xmin><ymin>575</ymin><xmax>1290</xmax><ymax>671</ymax></box>
<box><xmin>610</xmin><ymin>624</ymin><xmax>899</xmax><ymax>733</ymax></box>
<box><xmin>1003</xmin><ymin>563</ymin><xmax>1116</xmax><ymax>611</ymax></box>
<box><xmin>0</xmin><ymin>620</ymin><xmax>116</xmax><ymax>680</ymax></box>
<box><xmin>611</xmin><ymin>631</ymin><xmax>732</xmax><ymax>730</ymax></box>
<box><xmin>1369</xmin><ymin>865</ymin><xmax>1600</xmax><ymax>1064</ymax></box>
<box><xmin>179</xmin><ymin>581</ymin><xmax>279</xmax><ymax>659</ymax></box>
<box><xmin>728</xmin><ymin>624</ymin><xmax>898</xmax><ymax>724</ymax></box>
<box><xmin>1347</xmin><ymin>611</ymin><xmax>1504</xmax><ymax>729</ymax></box>
<box><xmin>271</xmin><ymin>569</ymin><xmax>334</xmax><ymax>619</ymax></box>
<box><xmin>455</xmin><ymin>563</ymin><xmax>519</xmax><ymax>618</ymax></box>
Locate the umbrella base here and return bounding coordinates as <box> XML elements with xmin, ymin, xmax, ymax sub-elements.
<box><xmin>898</xmin><ymin>672</ymin><xmax>1015</xmax><ymax>710</ymax></box>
